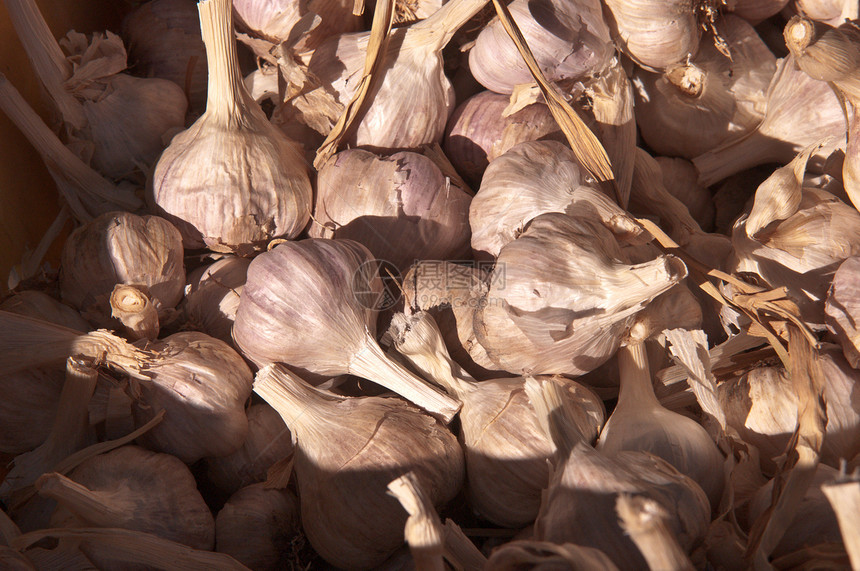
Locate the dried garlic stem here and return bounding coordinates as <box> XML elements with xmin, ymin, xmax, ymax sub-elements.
<box><xmin>388</xmin><ymin>473</ymin><xmax>445</xmax><ymax>571</ymax></box>
<box><xmin>4</xmin><ymin>0</ymin><xmax>86</xmax><ymax>128</ymax></box>
<box><xmin>349</xmin><ymin>330</ymin><xmax>460</xmax><ymax>423</ymax></box>
<box><xmin>821</xmin><ymin>476</ymin><xmax>860</xmax><ymax>569</ymax></box>
<box><xmin>201</xmin><ymin>0</ymin><xmax>247</xmax><ymax>120</ymax></box>
<box><xmin>408</xmin><ymin>0</ymin><xmax>490</xmax><ymax>50</ymax></box>
<box><xmin>442</xmin><ymin>519</ymin><xmax>487</xmax><ymax>570</ymax></box>
<box><xmin>616</xmin><ymin>494</ymin><xmax>695</xmax><ymax>571</ymax></box>
<box><xmin>0</xmin><ymin>76</ymin><xmax>141</xmax><ymax>221</ymax></box>
<box><xmin>110</xmin><ymin>285</ymin><xmax>160</xmax><ymax>341</ymax></box>
<box><xmin>616</xmin><ymin>343</ymin><xmax>659</xmax><ymax>408</ymax></box>
<box><xmin>36</xmin><ymin>473</ymin><xmax>133</xmax><ymax>527</ymax></box>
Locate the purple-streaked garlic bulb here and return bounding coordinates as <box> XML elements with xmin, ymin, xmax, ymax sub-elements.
<box><xmin>309</xmin><ymin>149</ymin><xmax>471</xmax><ymax>272</ymax></box>
<box><xmin>468</xmin><ymin>0</ymin><xmax>612</xmax><ymax>94</ymax></box>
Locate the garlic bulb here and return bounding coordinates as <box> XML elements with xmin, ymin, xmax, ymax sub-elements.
<box><xmin>731</xmin><ymin>0</ymin><xmax>791</xmax><ymax>22</ymax></box>
<box><xmin>121</xmin><ymin>0</ymin><xmax>209</xmax><ymax>115</ymax></box>
<box><xmin>205</xmin><ymin>402</ymin><xmax>294</xmax><ymax>495</ymax></box>
<box><xmin>215</xmin><ymin>483</ymin><xmax>300</xmax><ymax>571</ymax></box>
<box><xmin>38</xmin><ymin>446</ymin><xmax>214</xmax><ymax>550</ymax></box>
<box><xmin>526</xmin><ymin>377</ymin><xmax>711</xmax><ymax>570</ymax></box>
<box><xmin>309</xmin><ymin>148</ymin><xmax>472</xmax><ymax>272</ymax></box>
<box><xmin>719</xmin><ymin>347</ymin><xmax>860</xmax><ymax>470</ymax></box>
<box><xmin>784</xmin><ymin>15</ymin><xmax>860</xmax><ymax>104</ymax></box>
<box><xmin>59</xmin><ymin>211</ymin><xmax>185</xmax><ymax>328</ymax></box>
<box><xmin>152</xmin><ymin>0</ymin><xmax>312</xmax><ymax>253</ymax></box>
<box><xmin>468</xmin><ymin>0</ymin><xmax>612</xmax><ymax>94</ymax></box>
<box><xmin>297</xmin><ymin>0</ymin><xmax>492</xmax><ymax>149</ymax></box>
<box><xmin>254</xmin><ymin>364</ymin><xmax>464</xmax><ymax>570</ymax></box>
<box><xmin>693</xmin><ymin>55</ymin><xmax>847</xmax><ymax>186</ymax></box>
<box><xmin>632</xmin><ymin>15</ymin><xmax>775</xmax><ymax>159</ymax></box>
<box><xmin>469</xmin><ymin>140</ymin><xmax>644</xmax><ymax>259</ymax></box>
<box><xmin>486</xmin><ymin>540</ymin><xmax>619</xmax><ymax>570</ymax></box>
<box><xmin>654</xmin><ymin>157</ymin><xmax>716</xmax><ymax>232</ymax></box>
<box><xmin>234</xmin><ymin>0</ymin><xmax>362</xmax><ymax>52</ymax></box>
<box><xmin>0</xmin><ymin>74</ymin><xmax>141</xmax><ymax>222</ymax></box>
<box><xmin>387</xmin><ymin>310</ymin><xmax>605</xmax><ymax>527</ymax></box>
<box><xmin>597</xmin><ymin>342</ymin><xmax>725</xmax><ymax>508</ymax></box>
<box><xmin>796</xmin><ymin>0</ymin><xmax>859</xmax><ymax>26</ymax></box>
<box><xmin>602</xmin><ymin>0</ymin><xmax>703</xmax><ymax>70</ymax></box>
<box><xmin>730</xmin><ymin>150</ymin><xmax>860</xmax><ymax>324</ymax></box>
<box><xmin>233</xmin><ymin>238</ymin><xmax>459</xmax><ymax>420</ymax></box>
<box><xmin>746</xmin><ymin>463</ymin><xmax>842</xmax><ymax>558</ymax></box>
<box><xmin>5</xmin><ymin>0</ymin><xmax>187</xmax><ymax>180</ymax></box>
<box><xmin>181</xmin><ymin>256</ymin><xmax>251</xmax><ymax>345</ymax></box>
<box><xmin>129</xmin><ymin>332</ymin><xmax>253</xmax><ymax>463</ymax></box>
<box><xmin>825</xmin><ymin>256</ymin><xmax>860</xmax><ymax>368</ymax></box>
<box><xmin>443</xmin><ymin>91</ymin><xmax>563</xmax><ymax>186</ymax></box>
<box><xmin>472</xmin><ymin>212</ymin><xmax>687</xmax><ymax>376</ymax></box>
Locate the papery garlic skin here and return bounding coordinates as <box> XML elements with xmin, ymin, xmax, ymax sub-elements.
<box><xmin>443</xmin><ymin>91</ymin><xmax>563</xmax><ymax>186</ymax></box>
<box><xmin>731</xmin><ymin>0</ymin><xmax>791</xmax><ymax>22</ymax></box>
<box><xmin>40</xmin><ymin>445</ymin><xmax>215</xmax><ymax>550</ymax></box>
<box><xmin>796</xmin><ymin>0</ymin><xmax>859</xmax><ymax>25</ymax></box>
<box><xmin>130</xmin><ymin>332</ymin><xmax>253</xmax><ymax>464</ymax></box>
<box><xmin>152</xmin><ymin>0</ymin><xmax>312</xmax><ymax>253</ymax></box>
<box><xmin>468</xmin><ymin>0</ymin><xmax>613</xmax><ymax>94</ymax></box>
<box><xmin>473</xmin><ymin>212</ymin><xmax>687</xmax><ymax>376</ymax></box>
<box><xmin>234</xmin><ymin>0</ymin><xmax>362</xmax><ymax>51</ymax></box>
<box><xmin>59</xmin><ymin>211</ymin><xmax>185</xmax><ymax>328</ymax></box>
<box><xmin>655</xmin><ymin>157</ymin><xmax>716</xmax><ymax>232</ymax></box>
<box><xmin>215</xmin><ymin>484</ymin><xmax>300</xmax><ymax>571</ymax></box>
<box><xmin>633</xmin><ymin>15</ymin><xmax>775</xmax><ymax>159</ymax></box>
<box><xmin>309</xmin><ymin>149</ymin><xmax>472</xmax><ymax>271</ymax></box>
<box><xmin>182</xmin><ymin>256</ymin><xmax>251</xmax><ymax>345</ymax></box>
<box><xmin>826</xmin><ymin>256</ymin><xmax>860</xmax><ymax>368</ymax></box>
<box><xmin>469</xmin><ymin>141</ymin><xmax>642</xmax><ymax>258</ymax></box>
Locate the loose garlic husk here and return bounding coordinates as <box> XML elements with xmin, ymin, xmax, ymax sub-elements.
<box><xmin>719</xmin><ymin>346</ymin><xmax>860</xmax><ymax>471</ymax></box>
<box><xmin>292</xmin><ymin>0</ymin><xmax>491</xmax><ymax>149</ymax></box>
<box><xmin>597</xmin><ymin>342</ymin><xmax>725</xmax><ymax>509</ymax></box>
<box><xmin>386</xmin><ymin>310</ymin><xmax>605</xmax><ymax>527</ymax></box>
<box><xmin>443</xmin><ymin>91</ymin><xmax>563</xmax><ymax>186</ymax></box>
<box><xmin>602</xmin><ymin>0</ymin><xmax>705</xmax><ymax>71</ymax></box>
<box><xmin>121</xmin><ymin>0</ymin><xmax>209</xmax><ymax>115</ymax></box>
<box><xmin>632</xmin><ymin>15</ymin><xmax>775</xmax><ymax>159</ymax></box>
<box><xmin>729</xmin><ymin>146</ymin><xmax>860</xmax><ymax>325</ymax></box>
<box><xmin>825</xmin><ymin>256</ymin><xmax>860</xmax><ymax>368</ymax></box>
<box><xmin>526</xmin><ymin>377</ymin><xmax>711</xmax><ymax>570</ymax></box>
<box><xmin>387</xmin><ymin>472</ymin><xmax>445</xmax><ymax>571</ymax></box>
<box><xmin>215</xmin><ymin>483</ymin><xmax>300</xmax><ymax>571</ymax></box>
<box><xmin>693</xmin><ymin>55</ymin><xmax>847</xmax><ymax>186</ymax></box>
<box><xmin>233</xmin><ymin>238</ymin><xmax>460</xmax><ymax>420</ymax></box>
<box><xmin>205</xmin><ymin>402</ymin><xmax>294</xmax><ymax>495</ymax></box>
<box><xmin>309</xmin><ymin>149</ymin><xmax>472</xmax><ymax>272</ymax></box>
<box><xmin>181</xmin><ymin>256</ymin><xmax>251</xmax><ymax>345</ymax></box>
<box><xmin>152</xmin><ymin>0</ymin><xmax>312</xmax><ymax>253</ymax></box>
<box><xmin>37</xmin><ymin>446</ymin><xmax>214</xmax><ymax>550</ymax></box>
<box><xmin>745</xmin><ymin>463</ymin><xmax>842</xmax><ymax>558</ymax></box>
<box><xmin>5</xmin><ymin>0</ymin><xmax>187</xmax><ymax>180</ymax></box>
<box><xmin>472</xmin><ymin>212</ymin><xmax>687</xmax><ymax>376</ymax></box>
<box><xmin>469</xmin><ymin>140</ymin><xmax>645</xmax><ymax>259</ymax></box>
<box><xmin>254</xmin><ymin>364</ymin><xmax>464</xmax><ymax>570</ymax></box>
<box><xmin>468</xmin><ymin>0</ymin><xmax>612</xmax><ymax>94</ymax></box>
<box><xmin>59</xmin><ymin>211</ymin><xmax>185</xmax><ymax>329</ymax></box>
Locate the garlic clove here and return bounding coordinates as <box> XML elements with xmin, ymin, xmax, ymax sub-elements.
<box><xmin>253</xmin><ymin>363</ymin><xmax>464</xmax><ymax>569</ymax></box>
<box><xmin>468</xmin><ymin>0</ymin><xmax>613</xmax><ymax>94</ymax></box>
<box><xmin>152</xmin><ymin>0</ymin><xmax>312</xmax><ymax>253</ymax></box>
<box><xmin>632</xmin><ymin>15</ymin><xmax>775</xmax><ymax>160</ymax></box>
<box><xmin>37</xmin><ymin>445</ymin><xmax>215</xmax><ymax>550</ymax></box>
<box><xmin>473</xmin><ymin>212</ymin><xmax>687</xmax><ymax>376</ymax></box>
<box><xmin>181</xmin><ymin>256</ymin><xmax>251</xmax><ymax>346</ymax></box>
<box><xmin>309</xmin><ymin>148</ymin><xmax>472</xmax><ymax>272</ymax></box>
<box><xmin>469</xmin><ymin>140</ymin><xmax>645</xmax><ymax>259</ymax></box>
<box><xmin>215</xmin><ymin>483</ymin><xmax>300</xmax><ymax>571</ymax></box>
<box><xmin>121</xmin><ymin>0</ymin><xmax>209</xmax><ymax>115</ymax></box>
<box><xmin>825</xmin><ymin>256</ymin><xmax>860</xmax><ymax>368</ymax></box>
<box><xmin>205</xmin><ymin>402</ymin><xmax>294</xmax><ymax>495</ymax></box>
<box><xmin>59</xmin><ymin>211</ymin><xmax>185</xmax><ymax>329</ymax></box>
<box><xmin>233</xmin><ymin>238</ymin><xmax>460</xmax><ymax>420</ymax></box>
<box><xmin>443</xmin><ymin>90</ymin><xmax>564</xmax><ymax>187</ymax></box>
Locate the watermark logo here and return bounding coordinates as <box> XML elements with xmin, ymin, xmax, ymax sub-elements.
<box><xmin>352</xmin><ymin>259</ymin><xmax>402</xmax><ymax>311</ymax></box>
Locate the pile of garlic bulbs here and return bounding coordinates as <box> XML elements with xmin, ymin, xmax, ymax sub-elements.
<box><xmin>3</xmin><ymin>0</ymin><xmax>860</xmax><ymax>568</ymax></box>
